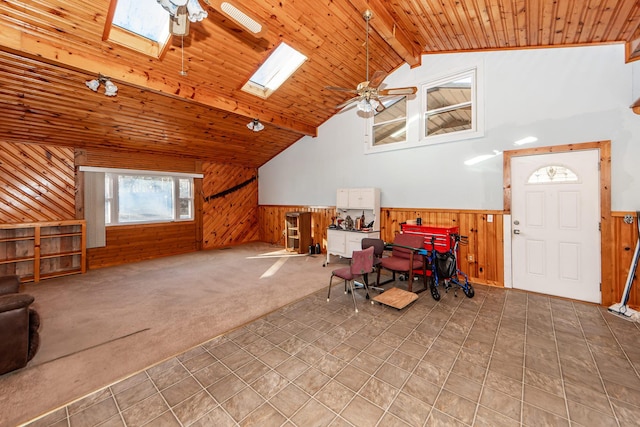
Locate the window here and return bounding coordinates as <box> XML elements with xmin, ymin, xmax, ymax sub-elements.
<box><xmin>527</xmin><ymin>166</ymin><xmax>579</xmax><ymax>184</ymax></box>
<box><xmin>105</xmin><ymin>0</ymin><xmax>171</xmax><ymax>57</ymax></box>
<box><xmin>372</xmin><ymin>96</ymin><xmax>408</xmax><ymax>146</ymax></box>
<box><xmin>422</xmin><ymin>68</ymin><xmax>483</xmax><ymax>144</ymax></box>
<box><xmin>105</xmin><ymin>173</ymin><xmax>194</xmax><ymax>225</ymax></box>
<box><xmin>241</xmin><ymin>42</ymin><xmax>307</xmax><ymax>99</ymax></box>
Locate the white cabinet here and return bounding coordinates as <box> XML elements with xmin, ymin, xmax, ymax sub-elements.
<box><xmin>348</xmin><ymin>188</ymin><xmax>377</xmax><ymax>209</ymax></box>
<box><xmin>326</xmin><ymin>229</ymin><xmax>380</xmax><ymax>264</ymax></box>
<box><xmin>336</xmin><ymin>188</ymin><xmax>349</xmax><ymax>209</ymax></box>
<box><xmin>328</xmin><ymin>187</ymin><xmax>382</xmax><ymax>264</ymax></box>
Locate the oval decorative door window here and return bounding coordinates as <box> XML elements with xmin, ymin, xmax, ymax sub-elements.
<box><xmin>527</xmin><ymin>165</ymin><xmax>579</xmax><ymax>184</ymax></box>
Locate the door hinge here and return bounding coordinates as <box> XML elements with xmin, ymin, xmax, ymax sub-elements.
<box><xmin>599</xmin><ymin>222</ymin><xmax>601</xmax><ymax>231</ymax></box>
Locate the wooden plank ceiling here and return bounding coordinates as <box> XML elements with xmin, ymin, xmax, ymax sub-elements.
<box><xmin>0</xmin><ymin>0</ymin><xmax>638</xmax><ymax>168</ymax></box>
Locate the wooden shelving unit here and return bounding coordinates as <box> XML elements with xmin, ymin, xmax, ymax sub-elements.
<box><xmin>0</xmin><ymin>220</ymin><xmax>86</xmax><ymax>282</ymax></box>
<box><xmin>285</xmin><ymin>212</ymin><xmax>311</xmax><ymax>254</ymax></box>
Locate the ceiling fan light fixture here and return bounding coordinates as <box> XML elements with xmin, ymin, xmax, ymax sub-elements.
<box><xmin>247</xmin><ymin>118</ymin><xmax>264</xmax><ymax>132</ymax></box>
<box><xmin>357</xmin><ymin>98</ymin><xmax>379</xmax><ymax>113</ymax></box>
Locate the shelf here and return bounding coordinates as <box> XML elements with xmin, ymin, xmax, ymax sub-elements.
<box><xmin>40</xmin><ymin>250</ymin><xmax>83</xmax><ymax>260</ymax></box>
<box><xmin>0</xmin><ymin>236</ymin><xmax>35</xmax><ymax>243</ymax></box>
<box><xmin>0</xmin><ymin>256</ymin><xmax>36</xmax><ymax>265</ymax></box>
<box><xmin>0</xmin><ymin>220</ymin><xmax>86</xmax><ymax>282</ymax></box>
<box><xmin>40</xmin><ymin>232</ymin><xmax>83</xmax><ymax>239</ymax></box>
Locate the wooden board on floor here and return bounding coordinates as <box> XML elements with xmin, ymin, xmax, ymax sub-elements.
<box><xmin>373</xmin><ymin>287</ymin><xmax>418</xmax><ymax>309</ymax></box>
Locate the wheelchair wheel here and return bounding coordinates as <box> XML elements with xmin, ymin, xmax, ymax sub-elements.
<box><xmin>428</xmin><ymin>277</ymin><xmax>440</xmax><ymax>301</ymax></box>
<box><xmin>463</xmin><ymin>284</ymin><xmax>475</xmax><ymax>298</ymax></box>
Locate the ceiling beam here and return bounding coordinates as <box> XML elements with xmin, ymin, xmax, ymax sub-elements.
<box><xmin>348</xmin><ymin>0</ymin><xmax>422</xmax><ymax>68</ymax></box>
<box><xmin>0</xmin><ymin>27</ymin><xmax>317</xmax><ymax>137</ymax></box>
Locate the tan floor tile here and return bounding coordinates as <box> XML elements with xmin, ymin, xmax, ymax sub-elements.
<box><xmin>181</xmin><ymin>351</ymin><xmax>216</xmax><ymax>373</ymax></box>
<box><xmin>68</xmin><ymin>388</ymin><xmax>113</xmax><ymax>415</ymax></box>
<box><xmin>433</xmin><ymin>389</ymin><xmax>476</xmax><ymax>425</ymax></box>
<box><xmin>335</xmin><ymin>364</ymin><xmax>370</xmax><ymax>392</ymax></box>
<box><xmin>69</xmin><ymin>397</ymin><xmax>118</xmax><ymax>427</ymax></box>
<box><xmin>522</xmin><ymin>402</ymin><xmax>570</xmax><ymax>426</ymax></box>
<box><xmin>207</xmin><ymin>373</ymin><xmax>247</xmax><ymax>403</ymax></box>
<box><xmin>388</xmin><ymin>391</ymin><xmax>431</xmax><ymax>426</ymax></box>
<box><xmin>567</xmin><ymin>400</ymin><xmax>618</xmax><ymax>427</ymax></box>
<box><xmin>425</xmin><ymin>408</ymin><xmax>468</xmax><ymax>426</ymax></box>
<box><xmin>250</xmin><ymin>370</ymin><xmax>289</xmax><ymax>400</ymax></box>
<box><xmin>524</xmin><ymin>368</ymin><xmax>563</xmax><ymax>397</ymax></box>
<box><xmin>275</xmin><ymin>356</ymin><xmax>309</xmax><ymax>381</ymax></box>
<box><xmin>143</xmin><ymin>410</ymin><xmax>180</xmax><ymax>426</ymax></box>
<box><xmin>121</xmin><ymin>394</ymin><xmax>170</xmax><ymax>427</ymax></box>
<box><xmin>523</xmin><ymin>384</ymin><xmax>567</xmax><ymax>418</ymax></box>
<box><xmin>269</xmin><ymin>384</ymin><xmax>310</xmax><ymax>417</ymax></box>
<box><xmin>401</xmin><ymin>374</ymin><xmax>440</xmax><ymax>405</ymax></box>
<box><xmin>294</xmin><ymin>367</ymin><xmax>331</xmax><ymax>395</ymax></box>
<box><xmin>240</xmin><ymin>402</ymin><xmax>286</xmax><ymax>427</ymax></box>
<box><xmin>192</xmin><ymin>361</ymin><xmax>232</xmax><ymax>388</ymax></box>
<box><xmin>189</xmin><ymin>406</ymin><xmax>236</xmax><ymax>427</ymax></box>
<box><xmin>149</xmin><ymin>363</ymin><xmax>191</xmax><ymax>391</ymax></box>
<box><xmin>376</xmin><ymin>362</ymin><xmax>411</xmax><ymax>389</ymax></box>
<box><xmin>340</xmin><ymin>395</ymin><xmax>383</xmax><ymax>427</ymax></box>
<box><xmin>161</xmin><ymin>376</ymin><xmax>203</xmax><ymax>407</ymax></box>
<box><xmin>315</xmin><ymin>380</ymin><xmax>355</xmax><ymax>413</ymax></box>
<box><xmin>235</xmin><ymin>358</ymin><xmax>271</xmax><ymax>384</ymax></box>
<box><xmin>444</xmin><ymin>372</ymin><xmax>482</xmax><ymax>402</ymax></box>
<box><xmin>479</xmin><ymin>386</ymin><xmax>521</xmax><ymax>422</ymax></box>
<box><xmin>221</xmin><ymin>387</ymin><xmax>264</xmax><ymax>422</ymax></box>
<box><xmin>359</xmin><ymin>376</ymin><xmax>398</xmax><ymax>410</ymax></box>
<box><xmin>291</xmin><ymin>398</ymin><xmax>337</xmax><ymax>427</ymax></box>
<box><xmin>474</xmin><ymin>406</ymin><xmax>520</xmax><ymax>427</ymax></box>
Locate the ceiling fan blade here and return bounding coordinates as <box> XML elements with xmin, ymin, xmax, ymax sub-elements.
<box><xmin>325</xmin><ymin>86</ymin><xmax>358</xmax><ymax>93</ymax></box>
<box><xmin>369</xmin><ymin>70</ymin><xmax>387</xmax><ymax>88</ymax></box>
<box><xmin>378</xmin><ymin>86</ymin><xmax>418</xmax><ymax>96</ymax></box>
<box><xmin>335</xmin><ymin>96</ymin><xmax>361</xmax><ymax>109</ymax></box>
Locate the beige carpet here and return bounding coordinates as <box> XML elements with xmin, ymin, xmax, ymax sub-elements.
<box><xmin>0</xmin><ymin>242</ymin><xmax>339</xmax><ymax>427</ymax></box>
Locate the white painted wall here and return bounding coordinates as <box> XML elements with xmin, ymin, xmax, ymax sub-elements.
<box><xmin>259</xmin><ymin>44</ymin><xmax>640</xmax><ymax>211</ymax></box>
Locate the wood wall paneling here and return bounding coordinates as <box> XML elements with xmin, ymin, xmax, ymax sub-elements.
<box><xmin>0</xmin><ymin>142</ymin><xmax>75</xmax><ymax>223</ymax></box>
<box><xmin>201</xmin><ymin>163</ymin><xmax>260</xmax><ymax>249</ymax></box>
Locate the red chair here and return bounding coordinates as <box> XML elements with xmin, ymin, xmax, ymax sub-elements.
<box><xmin>327</xmin><ymin>246</ymin><xmax>375</xmax><ymax>313</ymax></box>
<box><xmin>376</xmin><ymin>233</ymin><xmax>426</xmax><ymax>292</ymax></box>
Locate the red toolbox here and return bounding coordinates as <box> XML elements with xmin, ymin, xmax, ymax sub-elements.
<box><xmin>400</xmin><ymin>224</ymin><xmax>459</xmax><ymax>252</ymax></box>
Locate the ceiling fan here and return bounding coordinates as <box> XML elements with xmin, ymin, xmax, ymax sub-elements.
<box><xmin>326</xmin><ymin>10</ymin><xmax>417</xmax><ymax>113</ymax></box>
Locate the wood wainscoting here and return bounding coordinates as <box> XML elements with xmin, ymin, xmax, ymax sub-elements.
<box><xmin>259</xmin><ymin>205</ymin><xmax>504</xmax><ymax>287</ymax></box>
<box><xmin>259</xmin><ymin>205</ymin><xmax>640</xmax><ymax>308</ymax></box>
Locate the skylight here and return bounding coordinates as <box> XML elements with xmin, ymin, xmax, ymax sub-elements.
<box><xmin>113</xmin><ymin>0</ymin><xmax>170</xmax><ymax>42</ymax></box>
<box><xmin>242</xmin><ymin>42</ymin><xmax>307</xmax><ymax>99</ymax></box>
<box><xmin>106</xmin><ymin>0</ymin><xmax>171</xmax><ymax>57</ymax></box>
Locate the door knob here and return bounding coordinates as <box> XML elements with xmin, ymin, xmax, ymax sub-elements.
<box><xmin>514</xmin><ymin>229</ymin><xmax>521</xmax><ymax>234</ymax></box>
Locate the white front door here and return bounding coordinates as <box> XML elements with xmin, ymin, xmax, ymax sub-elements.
<box><xmin>511</xmin><ymin>150</ymin><xmax>601</xmax><ymax>303</ymax></box>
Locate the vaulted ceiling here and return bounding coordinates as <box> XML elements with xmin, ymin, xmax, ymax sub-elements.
<box><xmin>0</xmin><ymin>0</ymin><xmax>639</xmax><ymax>168</ymax></box>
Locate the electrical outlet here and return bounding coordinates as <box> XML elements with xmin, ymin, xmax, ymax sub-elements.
<box><xmin>468</xmin><ymin>255</ymin><xmax>474</xmax><ymax>262</ymax></box>
<box><xmin>487</xmin><ymin>214</ymin><xmax>493</xmax><ymax>223</ymax></box>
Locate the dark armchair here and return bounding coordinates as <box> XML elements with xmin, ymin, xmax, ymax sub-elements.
<box><xmin>376</xmin><ymin>233</ymin><xmax>426</xmax><ymax>293</ymax></box>
<box><xmin>0</xmin><ymin>275</ymin><xmax>40</xmax><ymax>375</ymax></box>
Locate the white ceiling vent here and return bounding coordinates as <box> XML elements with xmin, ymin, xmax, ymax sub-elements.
<box><xmin>214</xmin><ymin>1</ymin><xmax>267</xmax><ymax>37</ymax></box>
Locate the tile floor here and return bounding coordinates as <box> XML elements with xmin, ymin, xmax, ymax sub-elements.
<box><xmin>24</xmin><ymin>282</ymin><xmax>640</xmax><ymax>427</ymax></box>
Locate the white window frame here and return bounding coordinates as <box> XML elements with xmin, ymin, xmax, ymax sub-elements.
<box><xmin>79</xmin><ymin>167</ymin><xmax>201</xmax><ymax>227</ymax></box>
<box><xmin>364</xmin><ymin>96</ymin><xmax>410</xmax><ymax>154</ymax></box>
<box><xmin>105</xmin><ymin>173</ymin><xmax>194</xmax><ymax>226</ymax></box>
<box><xmin>420</xmin><ymin>67</ymin><xmax>484</xmax><ymax>145</ymax></box>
